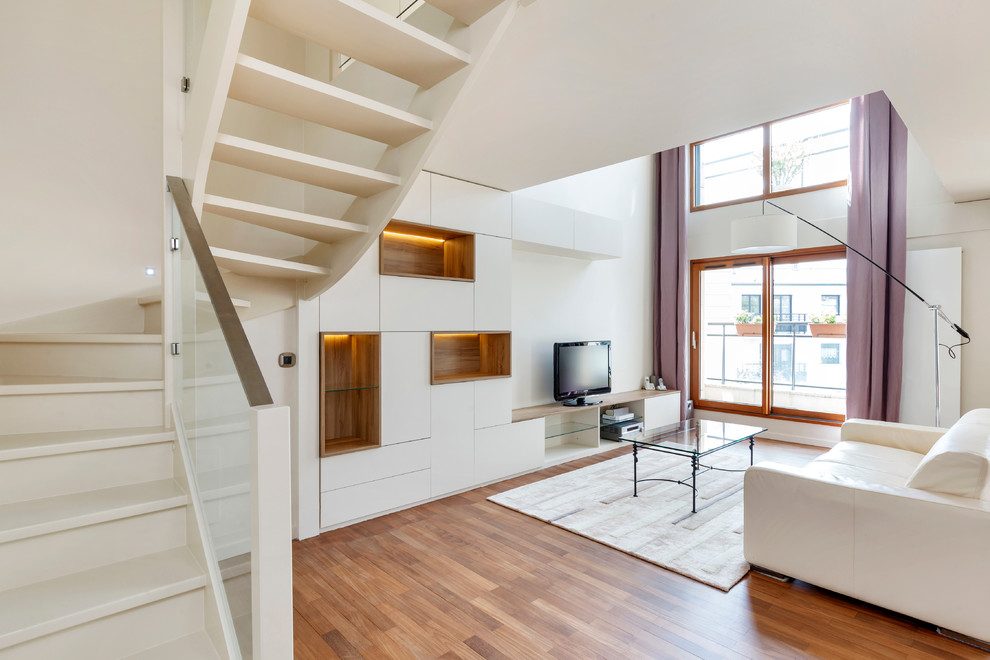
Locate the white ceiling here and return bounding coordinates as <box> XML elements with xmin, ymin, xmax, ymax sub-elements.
<box><xmin>426</xmin><ymin>0</ymin><xmax>990</xmax><ymax>202</ymax></box>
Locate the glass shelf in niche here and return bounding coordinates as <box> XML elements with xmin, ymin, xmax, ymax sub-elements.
<box><xmin>545</xmin><ymin>421</ymin><xmax>596</xmax><ymax>439</ymax></box>
<box><xmin>323</xmin><ymin>385</ymin><xmax>380</xmax><ymax>393</ymax></box>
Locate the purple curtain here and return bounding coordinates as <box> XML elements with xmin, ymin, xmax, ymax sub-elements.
<box><xmin>654</xmin><ymin>147</ymin><xmax>689</xmax><ymax>420</ymax></box>
<box><xmin>846</xmin><ymin>91</ymin><xmax>907</xmax><ymax>422</ymax></box>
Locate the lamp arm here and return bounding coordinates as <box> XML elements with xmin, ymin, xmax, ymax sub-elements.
<box><xmin>763</xmin><ymin>200</ymin><xmax>969</xmax><ymax>339</ymax></box>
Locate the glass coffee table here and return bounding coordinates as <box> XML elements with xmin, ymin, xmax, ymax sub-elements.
<box><xmin>618</xmin><ymin>419</ymin><xmax>767</xmax><ymax>513</ymax></box>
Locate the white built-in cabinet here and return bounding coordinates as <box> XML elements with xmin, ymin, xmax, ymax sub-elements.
<box><xmin>511</xmin><ymin>194</ymin><xmax>623</xmax><ymax>260</ymax></box>
<box><xmin>317</xmin><ymin>171</ymin><xmax>633</xmax><ymax>530</ymax></box>
<box><xmin>319</xmin><ymin>171</ymin><xmax>526</xmax><ymax>530</ymax></box>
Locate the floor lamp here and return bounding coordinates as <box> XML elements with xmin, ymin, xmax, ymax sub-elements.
<box><xmin>730</xmin><ymin>200</ymin><xmax>969</xmax><ymax>426</ymax></box>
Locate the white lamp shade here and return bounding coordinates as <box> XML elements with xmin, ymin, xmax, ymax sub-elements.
<box><xmin>731</xmin><ymin>214</ymin><xmax>797</xmax><ymax>254</ymax></box>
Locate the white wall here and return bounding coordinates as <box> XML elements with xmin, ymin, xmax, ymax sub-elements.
<box><xmin>0</xmin><ymin>1</ymin><xmax>164</xmax><ymax>327</ymax></box>
<box><xmin>905</xmin><ymin>134</ymin><xmax>990</xmax><ymax>419</ymax></box>
<box><xmin>510</xmin><ymin>156</ymin><xmax>656</xmax><ymax>408</ymax></box>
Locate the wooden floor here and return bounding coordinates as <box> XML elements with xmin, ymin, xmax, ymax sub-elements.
<box><xmin>293</xmin><ymin>440</ymin><xmax>990</xmax><ymax>659</ymax></box>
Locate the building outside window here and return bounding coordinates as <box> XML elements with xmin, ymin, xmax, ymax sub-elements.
<box><xmin>741</xmin><ymin>294</ymin><xmax>761</xmax><ymax>314</ymax></box>
<box><xmin>821</xmin><ymin>294</ymin><xmax>841</xmax><ymax>316</ymax></box>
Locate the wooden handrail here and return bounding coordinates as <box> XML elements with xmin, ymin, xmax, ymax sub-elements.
<box><xmin>167</xmin><ymin>175</ymin><xmax>274</xmax><ymax>407</ymax></box>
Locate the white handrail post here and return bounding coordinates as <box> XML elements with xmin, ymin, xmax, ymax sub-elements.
<box><xmin>251</xmin><ymin>404</ymin><xmax>293</xmax><ymax>659</ymax></box>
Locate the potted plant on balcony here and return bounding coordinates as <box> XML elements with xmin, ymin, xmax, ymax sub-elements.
<box><xmin>734</xmin><ymin>311</ymin><xmax>763</xmax><ymax>337</ymax></box>
<box><xmin>809</xmin><ymin>313</ymin><xmax>846</xmax><ymax>337</ymax></box>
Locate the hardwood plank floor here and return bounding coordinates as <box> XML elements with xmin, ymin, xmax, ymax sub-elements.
<box><xmin>294</xmin><ymin>440</ymin><xmax>990</xmax><ymax>659</ymax></box>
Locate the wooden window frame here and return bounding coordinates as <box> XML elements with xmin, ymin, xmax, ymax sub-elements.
<box><xmin>690</xmin><ymin>245</ymin><xmax>847</xmax><ymax>424</ymax></box>
<box><xmin>690</xmin><ymin>101</ymin><xmax>850</xmax><ymax>212</ymax></box>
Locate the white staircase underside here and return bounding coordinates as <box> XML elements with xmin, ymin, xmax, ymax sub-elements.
<box><xmin>229</xmin><ymin>54</ymin><xmax>432</xmax><ymax>146</ymax></box>
<box><xmin>424</xmin><ymin>0</ymin><xmax>503</xmax><ymax>25</ymax></box>
<box><xmin>212</xmin><ymin>133</ymin><xmax>400</xmax><ymax>197</ymax></box>
<box><xmin>248</xmin><ymin>0</ymin><xmax>470</xmax><ymax>88</ymax></box>
<box><xmin>203</xmin><ymin>194</ymin><xmax>368</xmax><ymax>243</ymax></box>
<box><xmin>0</xmin><ymin>547</ymin><xmax>207</xmax><ymax>650</ymax></box>
<box><xmin>211</xmin><ymin>247</ymin><xmax>332</xmax><ymax>279</ymax></box>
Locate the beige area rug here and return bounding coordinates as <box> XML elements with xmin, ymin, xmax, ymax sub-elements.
<box><xmin>488</xmin><ymin>447</ymin><xmax>751</xmax><ymax>591</ymax></box>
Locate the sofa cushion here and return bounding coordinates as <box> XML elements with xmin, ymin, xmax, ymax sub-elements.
<box><xmin>905</xmin><ymin>409</ymin><xmax>990</xmax><ymax>498</ymax></box>
<box><xmin>805</xmin><ymin>441</ymin><xmax>924</xmax><ymax>488</ymax></box>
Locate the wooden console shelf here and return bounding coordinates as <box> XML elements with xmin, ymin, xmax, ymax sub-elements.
<box><xmin>512</xmin><ymin>389</ymin><xmax>679</xmax><ymax>423</ymax></box>
<box><xmin>380</xmin><ymin>220</ymin><xmax>474</xmax><ymax>281</ymax></box>
<box><xmin>431</xmin><ymin>332</ymin><xmax>510</xmax><ymax>384</ymax></box>
<box><xmin>320</xmin><ymin>332</ymin><xmax>380</xmax><ymax>457</ymax></box>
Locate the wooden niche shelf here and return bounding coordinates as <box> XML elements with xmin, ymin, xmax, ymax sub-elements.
<box><xmin>380</xmin><ymin>220</ymin><xmax>474</xmax><ymax>281</ymax></box>
<box><xmin>431</xmin><ymin>332</ymin><xmax>511</xmax><ymax>384</ymax></box>
<box><xmin>320</xmin><ymin>332</ymin><xmax>380</xmax><ymax>457</ymax></box>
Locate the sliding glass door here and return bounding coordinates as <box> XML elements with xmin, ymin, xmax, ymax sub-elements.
<box><xmin>691</xmin><ymin>247</ymin><xmax>846</xmax><ymax>422</ymax></box>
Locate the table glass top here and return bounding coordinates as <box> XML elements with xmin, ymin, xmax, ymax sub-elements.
<box><xmin>620</xmin><ymin>419</ymin><xmax>767</xmax><ymax>456</ymax></box>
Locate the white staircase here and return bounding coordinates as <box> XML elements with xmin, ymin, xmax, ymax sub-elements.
<box><xmin>0</xmin><ymin>334</ymin><xmax>226</xmax><ymax>659</ymax></box>
<box><xmin>189</xmin><ymin>0</ymin><xmax>517</xmax><ymax>313</ymax></box>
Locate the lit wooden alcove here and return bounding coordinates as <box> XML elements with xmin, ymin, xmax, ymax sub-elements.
<box><xmin>320</xmin><ymin>332</ymin><xmax>380</xmax><ymax>457</ymax></box>
<box><xmin>380</xmin><ymin>220</ymin><xmax>474</xmax><ymax>281</ymax></box>
<box><xmin>431</xmin><ymin>332</ymin><xmax>511</xmax><ymax>384</ymax></box>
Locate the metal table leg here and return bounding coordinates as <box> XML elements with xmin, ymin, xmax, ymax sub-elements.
<box><xmin>691</xmin><ymin>455</ymin><xmax>699</xmax><ymax>513</ymax></box>
<box><xmin>633</xmin><ymin>443</ymin><xmax>639</xmax><ymax>497</ymax></box>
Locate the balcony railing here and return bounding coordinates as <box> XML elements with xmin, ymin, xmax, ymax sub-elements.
<box><xmin>701</xmin><ymin>322</ymin><xmax>845</xmax><ymax>414</ymax></box>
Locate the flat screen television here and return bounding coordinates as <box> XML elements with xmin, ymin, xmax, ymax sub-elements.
<box><xmin>553</xmin><ymin>340</ymin><xmax>611</xmax><ymax>406</ymax></box>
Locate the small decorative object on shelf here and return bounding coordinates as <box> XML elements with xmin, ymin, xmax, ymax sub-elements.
<box><xmin>643</xmin><ymin>376</ymin><xmax>654</xmax><ymax>390</ymax></box>
<box><xmin>654</xmin><ymin>376</ymin><xmax>666</xmax><ymax>391</ymax></box>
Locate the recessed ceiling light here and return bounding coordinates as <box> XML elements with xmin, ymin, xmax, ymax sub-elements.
<box><xmin>145</xmin><ymin>267</ymin><xmax>157</xmax><ymax>276</ymax></box>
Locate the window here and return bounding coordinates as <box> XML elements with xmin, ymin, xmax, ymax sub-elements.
<box><xmin>773</xmin><ymin>294</ymin><xmax>793</xmax><ymax>321</ymax></box>
<box><xmin>821</xmin><ymin>343</ymin><xmax>841</xmax><ymax>365</ymax></box>
<box><xmin>691</xmin><ymin>247</ymin><xmax>847</xmax><ymax>422</ymax></box>
<box><xmin>741</xmin><ymin>294</ymin><xmax>761</xmax><ymax>314</ymax></box>
<box><xmin>821</xmin><ymin>294</ymin><xmax>840</xmax><ymax>316</ymax></box>
<box><xmin>691</xmin><ymin>102</ymin><xmax>850</xmax><ymax>210</ymax></box>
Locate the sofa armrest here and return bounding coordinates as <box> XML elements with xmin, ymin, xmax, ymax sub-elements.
<box><xmin>745</xmin><ymin>462</ymin><xmax>990</xmax><ymax>640</ymax></box>
<box><xmin>840</xmin><ymin>418</ymin><xmax>946</xmax><ymax>454</ymax></box>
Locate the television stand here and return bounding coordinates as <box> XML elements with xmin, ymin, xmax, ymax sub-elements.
<box><xmin>512</xmin><ymin>389</ymin><xmax>681</xmax><ymax>467</ymax></box>
<box><xmin>562</xmin><ymin>396</ymin><xmax>602</xmax><ymax>407</ymax></box>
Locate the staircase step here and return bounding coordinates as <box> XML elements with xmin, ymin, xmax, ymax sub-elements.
<box><xmin>121</xmin><ymin>631</ymin><xmax>222</xmax><ymax>660</ymax></box>
<box><xmin>0</xmin><ymin>334</ymin><xmax>162</xmax><ymax>380</ymax></box>
<box><xmin>0</xmin><ymin>387</ymin><xmax>164</xmax><ymax>435</ymax></box>
<box><xmin>211</xmin><ymin>247</ymin><xmax>332</xmax><ymax>280</ymax></box>
<box><xmin>137</xmin><ymin>292</ymin><xmax>252</xmax><ymax>309</ymax></box>
<box><xmin>0</xmin><ymin>547</ymin><xmax>207</xmax><ymax>650</ymax></box>
<box><xmin>249</xmin><ymin>0</ymin><xmax>470</xmax><ymax>88</ymax></box>
<box><xmin>0</xmin><ymin>376</ymin><xmax>163</xmax><ymax>396</ymax></box>
<box><xmin>0</xmin><ymin>426</ymin><xmax>173</xmax><ymax>462</ymax></box>
<box><xmin>0</xmin><ymin>589</ymin><xmax>206</xmax><ymax>660</ymax></box>
<box><xmin>229</xmin><ymin>54</ymin><xmax>432</xmax><ymax>146</ymax></box>
<box><xmin>0</xmin><ymin>479</ymin><xmax>186</xmax><ymax>544</ymax></box>
<box><xmin>203</xmin><ymin>194</ymin><xmax>369</xmax><ymax>243</ymax></box>
<box><xmin>0</xmin><ymin>334</ymin><xmax>161</xmax><ymax>345</ymax></box>
<box><xmin>424</xmin><ymin>0</ymin><xmax>503</xmax><ymax>25</ymax></box>
<box><xmin>212</xmin><ymin>133</ymin><xmax>400</xmax><ymax>197</ymax></box>
<box><xmin>0</xmin><ymin>436</ymin><xmax>172</xmax><ymax>506</ymax></box>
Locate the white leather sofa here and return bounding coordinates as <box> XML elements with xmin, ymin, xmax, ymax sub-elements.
<box><xmin>744</xmin><ymin>410</ymin><xmax>990</xmax><ymax>645</ymax></box>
